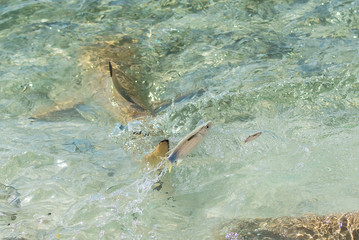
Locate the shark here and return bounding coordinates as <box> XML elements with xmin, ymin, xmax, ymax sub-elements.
<box><xmin>31</xmin><ymin>35</ymin><xmax>204</xmax><ymax>125</ymax></box>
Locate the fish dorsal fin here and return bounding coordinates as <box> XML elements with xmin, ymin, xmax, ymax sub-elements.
<box><xmin>143</xmin><ymin>140</ymin><xmax>170</xmax><ymax>166</ymax></box>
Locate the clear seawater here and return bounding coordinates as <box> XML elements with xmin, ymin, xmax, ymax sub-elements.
<box><xmin>1</xmin><ymin>0</ymin><xmax>359</xmax><ymax>239</ymax></box>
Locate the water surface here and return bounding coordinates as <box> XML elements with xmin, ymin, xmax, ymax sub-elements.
<box><xmin>1</xmin><ymin>0</ymin><xmax>359</xmax><ymax>239</ymax></box>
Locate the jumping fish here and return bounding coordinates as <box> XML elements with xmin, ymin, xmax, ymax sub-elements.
<box><xmin>166</xmin><ymin>121</ymin><xmax>212</xmax><ymax>173</ymax></box>
<box><xmin>143</xmin><ymin>121</ymin><xmax>212</xmax><ymax>173</ymax></box>
<box><xmin>142</xmin><ymin>122</ymin><xmax>211</xmax><ymax>173</ymax></box>
<box><xmin>143</xmin><ymin>123</ymin><xmax>263</xmax><ymax>174</ymax></box>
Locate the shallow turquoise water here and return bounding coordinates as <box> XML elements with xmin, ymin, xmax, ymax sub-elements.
<box><xmin>1</xmin><ymin>0</ymin><xmax>359</xmax><ymax>239</ymax></box>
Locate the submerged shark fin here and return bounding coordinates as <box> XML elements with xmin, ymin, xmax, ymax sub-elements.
<box><xmin>109</xmin><ymin>61</ymin><xmax>135</xmax><ymax>104</ymax></box>
<box><xmin>108</xmin><ymin>61</ymin><xmax>150</xmax><ymax>112</ymax></box>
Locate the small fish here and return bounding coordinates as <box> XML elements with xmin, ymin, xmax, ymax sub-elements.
<box><xmin>166</xmin><ymin>121</ymin><xmax>212</xmax><ymax>173</ymax></box>
<box><xmin>244</xmin><ymin>131</ymin><xmax>262</xmax><ymax>143</ymax></box>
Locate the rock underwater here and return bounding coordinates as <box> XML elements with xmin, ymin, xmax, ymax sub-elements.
<box><xmin>215</xmin><ymin>211</ymin><xmax>359</xmax><ymax>240</ymax></box>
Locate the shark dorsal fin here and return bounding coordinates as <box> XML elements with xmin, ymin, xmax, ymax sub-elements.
<box><xmin>143</xmin><ymin>140</ymin><xmax>170</xmax><ymax>167</ymax></box>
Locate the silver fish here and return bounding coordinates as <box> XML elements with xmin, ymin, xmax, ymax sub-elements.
<box><xmin>244</xmin><ymin>131</ymin><xmax>262</xmax><ymax>143</ymax></box>
<box><xmin>166</xmin><ymin>121</ymin><xmax>212</xmax><ymax>173</ymax></box>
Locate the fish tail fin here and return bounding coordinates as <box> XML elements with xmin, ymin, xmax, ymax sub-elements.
<box><xmin>165</xmin><ymin>158</ymin><xmax>183</xmax><ymax>173</ymax></box>
<box><xmin>166</xmin><ymin>158</ymin><xmax>174</xmax><ymax>174</ymax></box>
<box><xmin>176</xmin><ymin>159</ymin><xmax>183</xmax><ymax>167</ymax></box>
